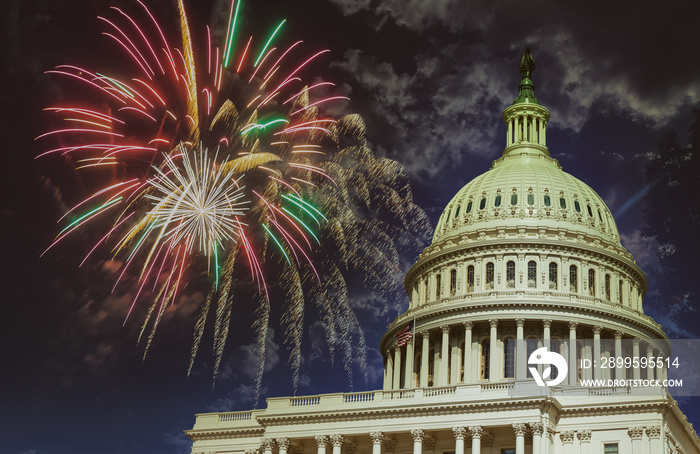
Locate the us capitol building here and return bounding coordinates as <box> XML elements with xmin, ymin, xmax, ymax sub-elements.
<box><xmin>186</xmin><ymin>51</ymin><xmax>700</xmax><ymax>454</ymax></box>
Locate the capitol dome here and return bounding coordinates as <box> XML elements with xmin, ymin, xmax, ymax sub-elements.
<box><xmin>380</xmin><ymin>48</ymin><xmax>666</xmax><ymax>391</ymax></box>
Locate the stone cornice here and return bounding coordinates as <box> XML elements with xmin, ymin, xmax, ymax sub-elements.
<box><xmin>186</xmin><ymin>427</ymin><xmax>265</xmax><ymax>442</ymax></box>
<box><xmin>254</xmin><ymin>396</ymin><xmax>555</xmax><ymax>427</ymax></box>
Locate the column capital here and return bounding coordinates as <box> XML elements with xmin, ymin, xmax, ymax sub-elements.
<box><xmin>315</xmin><ymin>436</ymin><xmax>330</xmax><ymax>448</ymax></box>
<box><xmin>488</xmin><ymin>319</ymin><xmax>498</xmax><ymax>329</ymax></box>
<box><xmin>421</xmin><ymin>330</ymin><xmax>430</xmax><ymax>339</ymax></box>
<box><xmin>463</xmin><ymin>321</ymin><xmax>473</xmax><ymax>330</ymax></box>
<box><xmin>277</xmin><ymin>438</ymin><xmax>291</xmax><ymax>450</ymax></box>
<box><xmin>468</xmin><ymin>426</ymin><xmax>483</xmax><ymax>439</ymax></box>
<box><xmin>615</xmin><ymin>330</ymin><xmax>623</xmax><ymax>339</ymax></box>
<box><xmin>593</xmin><ymin>325</ymin><xmax>602</xmax><ymax>335</ymax></box>
<box><xmin>633</xmin><ymin>338</ymin><xmax>641</xmax><ymax>346</ymax></box>
<box><xmin>440</xmin><ymin>325</ymin><xmax>450</xmax><ymax>334</ymax></box>
<box><xmin>568</xmin><ymin>321</ymin><xmax>578</xmax><ymax>331</ymax></box>
<box><xmin>628</xmin><ymin>427</ymin><xmax>644</xmax><ymax>440</ymax></box>
<box><xmin>411</xmin><ymin>429</ymin><xmax>425</xmax><ymax>442</ymax></box>
<box><xmin>385</xmin><ymin>349</ymin><xmax>392</xmax><ymax>357</ymax></box>
<box><xmin>330</xmin><ymin>435</ymin><xmax>345</xmax><ymax>448</ymax></box>
<box><xmin>646</xmin><ymin>426</ymin><xmax>661</xmax><ymax>439</ymax></box>
<box><xmin>261</xmin><ymin>438</ymin><xmax>276</xmax><ymax>450</ymax></box>
<box><xmin>452</xmin><ymin>426</ymin><xmax>468</xmax><ymax>440</ymax></box>
<box><xmin>529</xmin><ymin>422</ymin><xmax>543</xmax><ymax>435</ymax></box>
<box><xmin>542</xmin><ymin>319</ymin><xmax>552</xmax><ymax>329</ymax></box>
<box><xmin>647</xmin><ymin>345</ymin><xmax>655</xmax><ymax>355</ymax></box>
<box><xmin>515</xmin><ymin>318</ymin><xmax>525</xmax><ymax>328</ymax></box>
<box><xmin>576</xmin><ymin>430</ymin><xmax>591</xmax><ymax>443</ymax></box>
<box><xmin>559</xmin><ymin>431</ymin><xmax>575</xmax><ymax>444</ymax></box>
<box><xmin>512</xmin><ymin>423</ymin><xmax>527</xmax><ymax>436</ymax></box>
<box><xmin>406</xmin><ymin>338</ymin><xmax>414</xmax><ymax>347</ymax></box>
<box><xmin>369</xmin><ymin>432</ymin><xmax>384</xmax><ymax>444</ymax></box>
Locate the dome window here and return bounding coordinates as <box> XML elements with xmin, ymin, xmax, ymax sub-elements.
<box><xmin>511</xmin><ymin>193</ymin><xmax>518</xmax><ymax>205</ymax></box>
<box><xmin>466</xmin><ymin>201</ymin><xmax>473</xmax><ymax>213</ymax></box>
<box><xmin>544</xmin><ymin>195</ymin><xmax>551</xmax><ymax>207</ymax></box>
<box><xmin>436</xmin><ymin>273</ymin><xmax>442</xmax><ymax>299</ymax></box>
<box><xmin>618</xmin><ymin>280</ymin><xmax>624</xmax><ymax>304</ymax></box>
<box><xmin>574</xmin><ymin>200</ymin><xmax>581</xmax><ymax>212</ymax></box>
<box><xmin>455</xmin><ymin>205</ymin><xmax>461</xmax><ymax>218</ymax></box>
<box><xmin>467</xmin><ymin>265</ymin><xmax>474</xmax><ymax>292</ymax></box>
<box><xmin>479</xmin><ymin>198</ymin><xmax>486</xmax><ymax>210</ymax></box>
<box><xmin>559</xmin><ymin>197</ymin><xmax>567</xmax><ymax>209</ymax></box>
<box><xmin>598</xmin><ymin>210</ymin><xmax>603</xmax><ymax>222</ymax></box>
<box><xmin>485</xmin><ymin>262</ymin><xmax>494</xmax><ymax>290</ymax></box>
<box><xmin>528</xmin><ymin>261</ymin><xmax>537</xmax><ymax>288</ymax></box>
<box><xmin>450</xmin><ymin>269</ymin><xmax>457</xmax><ymax>296</ymax></box>
<box><xmin>570</xmin><ymin>265</ymin><xmax>578</xmax><ymax>293</ymax></box>
<box><xmin>527</xmin><ymin>193</ymin><xmax>535</xmax><ymax>205</ymax></box>
<box><xmin>494</xmin><ymin>195</ymin><xmax>502</xmax><ymax>207</ymax></box>
<box><xmin>506</xmin><ymin>261</ymin><xmax>515</xmax><ymax>288</ymax></box>
<box><xmin>587</xmin><ymin>205</ymin><xmax>593</xmax><ymax>217</ymax></box>
<box><xmin>504</xmin><ymin>338</ymin><xmax>515</xmax><ymax>379</ymax></box>
<box><xmin>549</xmin><ymin>262</ymin><xmax>558</xmax><ymax>290</ymax></box>
<box><xmin>605</xmin><ymin>274</ymin><xmax>611</xmax><ymax>301</ymax></box>
<box><xmin>588</xmin><ymin>269</ymin><xmax>596</xmax><ymax>297</ymax></box>
<box><xmin>481</xmin><ymin>339</ymin><xmax>490</xmax><ymax>380</ymax></box>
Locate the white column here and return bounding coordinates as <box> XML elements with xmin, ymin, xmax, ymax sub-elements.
<box><xmin>516</xmin><ymin>319</ymin><xmax>526</xmax><ymax>380</ymax></box>
<box><xmin>453</xmin><ymin>427</ymin><xmax>467</xmax><ymax>454</ymax></box>
<box><xmin>560</xmin><ymin>432</ymin><xmax>574</xmax><ymax>454</ymax></box>
<box><xmin>393</xmin><ymin>346</ymin><xmax>402</xmax><ymax>389</ymax></box>
<box><xmin>513</xmin><ymin>424</ymin><xmax>526</xmax><ymax>454</ymax></box>
<box><xmin>330</xmin><ymin>435</ymin><xmax>344</xmax><ymax>454</ymax></box>
<box><xmin>646</xmin><ymin>426</ymin><xmax>661</xmax><ymax>454</ymax></box>
<box><xmin>629</xmin><ymin>427</ymin><xmax>643</xmax><ymax>453</ymax></box>
<box><xmin>420</xmin><ymin>331</ymin><xmax>429</xmax><ymax>387</ymax></box>
<box><xmin>530</xmin><ymin>423</ymin><xmax>543</xmax><ymax>454</ymax></box>
<box><xmin>489</xmin><ymin>319</ymin><xmax>498</xmax><ymax>380</ymax></box>
<box><xmin>568</xmin><ymin>322</ymin><xmax>577</xmax><ymax>385</ymax></box>
<box><xmin>542</xmin><ymin>118</ymin><xmax>546</xmax><ymax>146</ymax></box>
<box><xmin>542</xmin><ymin>319</ymin><xmax>551</xmax><ymax>380</ymax></box>
<box><xmin>315</xmin><ymin>436</ymin><xmax>329</xmax><ymax>454</ymax></box>
<box><xmin>633</xmin><ymin>339</ymin><xmax>641</xmax><ymax>380</ymax></box>
<box><xmin>262</xmin><ymin>438</ymin><xmax>275</xmax><ymax>454</ymax></box>
<box><xmin>514</xmin><ymin>117</ymin><xmax>520</xmax><ymax>142</ymax></box>
<box><xmin>405</xmin><ymin>338</ymin><xmax>414</xmax><ymax>388</ymax></box>
<box><xmin>593</xmin><ymin>326</ymin><xmax>602</xmax><ymax>380</ymax></box>
<box><xmin>463</xmin><ymin>322</ymin><xmax>472</xmax><ymax>383</ymax></box>
<box><xmin>385</xmin><ymin>349</ymin><xmax>393</xmax><ymax>390</ymax></box>
<box><xmin>647</xmin><ymin>345</ymin><xmax>655</xmax><ymax>380</ymax></box>
<box><xmin>469</xmin><ymin>426</ymin><xmax>483</xmax><ymax>454</ymax></box>
<box><xmin>370</xmin><ymin>432</ymin><xmax>383</xmax><ymax>454</ymax></box>
<box><xmin>440</xmin><ymin>325</ymin><xmax>450</xmax><ymax>385</ymax></box>
<box><xmin>615</xmin><ymin>331</ymin><xmax>625</xmax><ymax>381</ymax></box>
<box><xmin>277</xmin><ymin>439</ymin><xmax>290</xmax><ymax>454</ymax></box>
<box><xmin>411</xmin><ymin>429</ymin><xmax>425</xmax><ymax>454</ymax></box>
<box><xmin>577</xmin><ymin>431</ymin><xmax>591</xmax><ymax>454</ymax></box>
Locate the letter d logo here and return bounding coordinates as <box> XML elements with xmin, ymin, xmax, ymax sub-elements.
<box><xmin>528</xmin><ymin>347</ymin><xmax>568</xmax><ymax>387</ymax></box>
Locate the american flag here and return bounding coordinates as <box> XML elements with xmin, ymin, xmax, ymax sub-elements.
<box><xmin>395</xmin><ymin>321</ymin><xmax>413</xmax><ymax>347</ymax></box>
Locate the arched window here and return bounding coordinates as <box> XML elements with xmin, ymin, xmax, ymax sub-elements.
<box><xmin>485</xmin><ymin>263</ymin><xmax>495</xmax><ymax>290</ymax></box>
<box><xmin>587</xmin><ymin>205</ymin><xmax>593</xmax><ymax>217</ymax></box>
<box><xmin>528</xmin><ymin>261</ymin><xmax>537</xmax><ymax>288</ymax></box>
<box><xmin>574</xmin><ymin>200</ymin><xmax>581</xmax><ymax>212</ymax></box>
<box><xmin>504</xmin><ymin>337</ymin><xmax>515</xmax><ymax>378</ymax></box>
<box><xmin>479</xmin><ymin>198</ymin><xmax>486</xmax><ymax>210</ymax></box>
<box><xmin>494</xmin><ymin>195</ymin><xmax>502</xmax><ymax>207</ymax></box>
<box><xmin>466</xmin><ymin>201</ymin><xmax>473</xmax><ymax>213</ymax></box>
<box><xmin>618</xmin><ymin>279</ymin><xmax>624</xmax><ymax>304</ymax></box>
<box><xmin>605</xmin><ymin>274</ymin><xmax>611</xmax><ymax>300</ymax></box>
<box><xmin>549</xmin><ymin>262</ymin><xmax>558</xmax><ymax>290</ymax></box>
<box><xmin>455</xmin><ymin>205</ymin><xmax>461</xmax><ymax>218</ymax></box>
<box><xmin>588</xmin><ymin>269</ymin><xmax>596</xmax><ymax>297</ymax></box>
<box><xmin>544</xmin><ymin>194</ymin><xmax>551</xmax><ymax>207</ymax></box>
<box><xmin>467</xmin><ymin>265</ymin><xmax>474</xmax><ymax>292</ymax></box>
<box><xmin>559</xmin><ymin>197</ymin><xmax>567</xmax><ymax>209</ymax></box>
<box><xmin>450</xmin><ymin>269</ymin><xmax>457</xmax><ymax>296</ymax></box>
<box><xmin>526</xmin><ymin>337</ymin><xmax>538</xmax><ymax>378</ymax></box>
<box><xmin>506</xmin><ymin>261</ymin><xmax>516</xmax><ymax>288</ymax></box>
<box><xmin>511</xmin><ymin>193</ymin><xmax>518</xmax><ymax>206</ymax></box>
<box><xmin>481</xmin><ymin>338</ymin><xmax>490</xmax><ymax>380</ymax></box>
<box><xmin>436</xmin><ymin>273</ymin><xmax>442</xmax><ymax>300</ymax></box>
<box><xmin>527</xmin><ymin>193</ymin><xmax>535</xmax><ymax>205</ymax></box>
<box><xmin>570</xmin><ymin>265</ymin><xmax>578</xmax><ymax>293</ymax></box>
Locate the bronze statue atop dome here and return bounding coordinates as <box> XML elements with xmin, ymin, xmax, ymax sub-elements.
<box><xmin>520</xmin><ymin>47</ymin><xmax>535</xmax><ymax>80</ymax></box>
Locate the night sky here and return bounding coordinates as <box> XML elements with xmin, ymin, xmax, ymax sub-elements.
<box><xmin>3</xmin><ymin>0</ymin><xmax>700</xmax><ymax>452</ymax></box>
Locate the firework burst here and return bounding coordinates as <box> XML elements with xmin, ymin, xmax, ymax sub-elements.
<box><xmin>39</xmin><ymin>0</ymin><xmax>431</xmax><ymax>398</ymax></box>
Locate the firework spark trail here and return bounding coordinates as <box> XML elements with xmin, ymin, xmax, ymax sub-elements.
<box><xmin>39</xmin><ymin>0</ymin><xmax>431</xmax><ymax>395</ymax></box>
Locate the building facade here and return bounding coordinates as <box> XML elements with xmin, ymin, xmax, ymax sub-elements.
<box><xmin>186</xmin><ymin>51</ymin><xmax>700</xmax><ymax>454</ymax></box>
